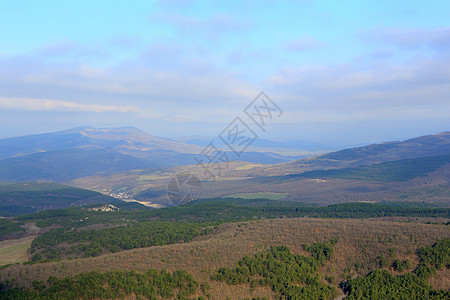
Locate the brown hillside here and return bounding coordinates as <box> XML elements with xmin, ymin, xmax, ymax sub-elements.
<box><xmin>1</xmin><ymin>217</ymin><xmax>449</xmax><ymax>299</ymax></box>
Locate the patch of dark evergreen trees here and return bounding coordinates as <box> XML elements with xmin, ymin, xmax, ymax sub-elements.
<box><xmin>0</xmin><ymin>269</ymin><xmax>210</xmax><ymax>299</ymax></box>
<box><xmin>212</xmin><ymin>240</ymin><xmax>338</xmax><ymax>300</ymax></box>
<box><xmin>344</xmin><ymin>239</ymin><xmax>450</xmax><ymax>299</ymax></box>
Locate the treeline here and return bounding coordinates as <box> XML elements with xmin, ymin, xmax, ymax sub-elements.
<box><xmin>30</xmin><ymin>222</ymin><xmax>215</xmax><ymax>260</ymax></box>
<box><xmin>4</xmin><ymin>201</ymin><xmax>447</xmax><ymax>259</ymax></box>
<box><xmin>212</xmin><ymin>241</ymin><xmax>337</xmax><ymax>300</ymax></box>
<box><xmin>0</xmin><ymin>219</ymin><xmax>24</xmax><ymax>240</ymax></box>
<box><xmin>344</xmin><ymin>239</ymin><xmax>450</xmax><ymax>299</ymax></box>
<box><xmin>0</xmin><ymin>269</ymin><xmax>209</xmax><ymax>299</ymax></box>
<box><xmin>15</xmin><ymin>201</ymin><xmax>450</xmax><ymax>230</ymax></box>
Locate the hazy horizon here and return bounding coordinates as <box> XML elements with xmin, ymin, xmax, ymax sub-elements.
<box><xmin>0</xmin><ymin>125</ymin><xmax>448</xmax><ymax>151</ymax></box>
<box><xmin>1</xmin><ymin>0</ymin><xmax>449</xmax><ymax>145</ymax></box>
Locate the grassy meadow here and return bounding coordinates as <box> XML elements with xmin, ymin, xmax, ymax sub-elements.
<box><xmin>0</xmin><ymin>235</ymin><xmax>34</xmax><ymax>265</ymax></box>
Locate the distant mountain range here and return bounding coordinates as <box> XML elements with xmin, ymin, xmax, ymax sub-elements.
<box><xmin>128</xmin><ymin>131</ymin><xmax>450</xmax><ymax>206</ymax></box>
<box><xmin>175</xmin><ymin>136</ymin><xmax>341</xmax><ymax>151</ymax></box>
<box><xmin>0</xmin><ymin>126</ymin><xmax>201</xmax><ymax>160</ymax></box>
<box><xmin>264</xmin><ymin>131</ymin><xmax>450</xmax><ymax>175</ymax></box>
<box><xmin>319</xmin><ymin>131</ymin><xmax>450</xmax><ymax>163</ymax></box>
<box><xmin>0</xmin><ymin>127</ymin><xmax>449</xmax><ymax>208</ymax></box>
<box><xmin>0</xmin><ymin>148</ymin><xmax>155</xmax><ymax>182</ymax></box>
<box><xmin>0</xmin><ymin>126</ymin><xmax>303</xmax><ymax>182</ymax></box>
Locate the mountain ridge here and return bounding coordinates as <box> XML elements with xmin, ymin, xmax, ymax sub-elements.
<box><xmin>263</xmin><ymin>131</ymin><xmax>450</xmax><ymax>175</ymax></box>
<box><xmin>0</xmin><ymin>126</ymin><xmax>306</xmax><ymax>183</ymax></box>
<box><xmin>0</xmin><ymin>126</ymin><xmax>203</xmax><ymax>160</ymax></box>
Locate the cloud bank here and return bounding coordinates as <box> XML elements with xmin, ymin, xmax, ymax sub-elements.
<box><xmin>0</xmin><ymin>1</ymin><xmax>449</xmax><ymax>143</ymax></box>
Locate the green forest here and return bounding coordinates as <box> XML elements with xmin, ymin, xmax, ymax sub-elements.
<box><xmin>1</xmin><ymin>200</ymin><xmax>448</xmax><ymax>262</ymax></box>
<box><xmin>212</xmin><ymin>241</ymin><xmax>337</xmax><ymax>299</ymax></box>
<box><xmin>0</xmin><ymin>198</ymin><xmax>449</xmax><ymax>298</ymax></box>
<box><xmin>13</xmin><ymin>200</ymin><xmax>450</xmax><ymax>229</ymax></box>
<box><xmin>0</xmin><ymin>269</ymin><xmax>207</xmax><ymax>299</ymax></box>
<box><xmin>1</xmin><ymin>239</ymin><xmax>448</xmax><ymax>299</ymax></box>
<box><xmin>344</xmin><ymin>239</ymin><xmax>450</xmax><ymax>299</ymax></box>
<box><xmin>30</xmin><ymin>222</ymin><xmax>215</xmax><ymax>260</ymax></box>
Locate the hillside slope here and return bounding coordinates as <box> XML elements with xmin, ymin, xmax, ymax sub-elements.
<box><xmin>0</xmin><ymin>127</ymin><xmax>302</xmax><ymax>183</ymax></box>
<box><xmin>264</xmin><ymin>131</ymin><xmax>450</xmax><ymax>175</ymax></box>
<box><xmin>129</xmin><ymin>153</ymin><xmax>449</xmax><ymax>206</ymax></box>
<box><xmin>0</xmin><ymin>181</ymin><xmax>119</xmax><ymax>216</ymax></box>
<box><xmin>0</xmin><ymin>148</ymin><xmax>157</xmax><ymax>182</ymax></box>
<box><xmin>1</xmin><ymin>218</ymin><xmax>448</xmax><ymax>299</ymax></box>
<box><xmin>0</xmin><ymin>126</ymin><xmax>202</xmax><ymax>160</ymax></box>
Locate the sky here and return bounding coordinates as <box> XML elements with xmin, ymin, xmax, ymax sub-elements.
<box><xmin>0</xmin><ymin>0</ymin><xmax>449</xmax><ymax>146</ymax></box>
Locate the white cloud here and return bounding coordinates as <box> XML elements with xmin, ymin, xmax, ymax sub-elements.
<box><xmin>0</xmin><ymin>97</ymin><xmax>140</xmax><ymax>113</ymax></box>
<box><xmin>265</xmin><ymin>50</ymin><xmax>450</xmax><ymax>126</ymax></box>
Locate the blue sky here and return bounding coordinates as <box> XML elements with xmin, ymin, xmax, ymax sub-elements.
<box><xmin>0</xmin><ymin>0</ymin><xmax>449</xmax><ymax>145</ymax></box>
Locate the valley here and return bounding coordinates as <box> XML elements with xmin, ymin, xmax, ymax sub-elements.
<box><xmin>2</xmin><ymin>1</ymin><xmax>449</xmax><ymax>298</ymax></box>
<box><xmin>0</xmin><ymin>128</ymin><xmax>448</xmax><ymax>299</ymax></box>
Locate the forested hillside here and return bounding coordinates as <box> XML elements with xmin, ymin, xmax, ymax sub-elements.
<box><xmin>0</xmin><ymin>182</ymin><xmax>118</xmax><ymax>216</ymax></box>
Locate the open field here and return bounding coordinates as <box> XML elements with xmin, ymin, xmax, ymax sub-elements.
<box><xmin>72</xmin><ymin>156</ymin><xmax>450</xmax><ymax>207</ymax></box>
<box><xmin>233</xmin><ymin>163</ymin><xmax>264</xmax><ymax>170</ymax></box>
<box><xmin>226</xmin><ymin>192</ymin><xmax>288</xmax><ymax>200</ymax></box>
<box><xmin>0</xmin><ymin>235</ymin><xmax>35</xmax><ymax>265</ymax></box>
<box><xmin>197</xmin><ymin>163</ymin><xmax>450</xmax><ymax>207</ymax></box>
<box><xmin>1</xmin><ymin>218</ymin><xmax>448</xmax><ymax>299</ymax></box>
